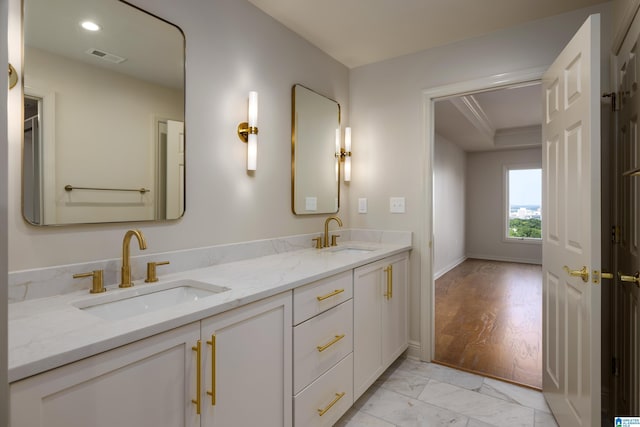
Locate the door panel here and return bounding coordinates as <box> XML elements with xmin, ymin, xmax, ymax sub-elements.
<box><xmin>542</xmin><ymin>14</ymin><xmax>601</xmax><ymax>427</ymax></box>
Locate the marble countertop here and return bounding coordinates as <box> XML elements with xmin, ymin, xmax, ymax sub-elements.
<box><xmin>8</xmin><ymin>241</ymin><xmax>411</xmax><ymax>383</ymax></box>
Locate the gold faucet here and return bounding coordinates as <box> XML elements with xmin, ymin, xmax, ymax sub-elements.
<box><xmin>323</xmin><ymin>216</ymin><xmax>343</xmax><ymax>248</ymax></box>
<box><xmin>119</xmin><ymin>229</ymin><xmax>147</xmax><ymax>288</ymax></box>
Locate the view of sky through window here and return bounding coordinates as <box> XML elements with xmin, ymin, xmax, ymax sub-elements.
<box><xmin>507</xmin><ymin>168</ymin><xmax>541</xmax><ymax>239</ymax></box>
<box><xmin>509</xmin><ymin>169</ymin><xmax>541</xmax><ymax>206</ymax></box>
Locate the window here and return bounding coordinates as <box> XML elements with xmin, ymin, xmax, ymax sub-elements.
<box><xmin>505</xmin><ymin>167</ymin><xmax>542</xmax><ymax>241</ymax></box>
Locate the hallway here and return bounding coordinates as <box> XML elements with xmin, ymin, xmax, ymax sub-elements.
<box><xmin>434</xmin><ymin>259</ymin><xmax>543</xmax><ymax>389</ymax></box>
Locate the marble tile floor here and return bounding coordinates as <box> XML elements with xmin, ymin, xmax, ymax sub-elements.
<box><xmin>336</xmin><ymin>356</ymin><xmax>557</xmax><ymax>427</ymax></box>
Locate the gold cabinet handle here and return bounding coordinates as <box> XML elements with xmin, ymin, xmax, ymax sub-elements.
<box><xmin>384</xmin><ymin>265</ymin><xmax>393</xmax><ymax>299</ymax></box>
<box><xmin>316</xmin><ymin>334</ymin><xmax>346</xmax><ymax>352</ymax></box>
<box><xmin>206</xmin><ymin>335</ymin><xmax>216</xmax><ymax>406</ymax></box>
<box><xmin>317</xmin><ymin>392</ymin><xmax>346</xmax><ymax>416</ymax></box>
<box><xmin>563</xmin><ymin>265</ymin><xmax>589</xmax><ymax>283</ymax></box>
<box><xmin>316</xmin><ymin>289</ymin><xmax>345</xmax><ymax>301</ymax></box>
<box><xmin>601</xmin><ymin>272</ymin><xmax>614</xmax><ymax>280</ymax></box>
<box><xmin>192</xmin><ymin>340</ymin><xmax>201</xmax><ymax>415</ymax></box>
<box><xmin>619</xmin><ymin>271</ymin><xmax>640</xmax><ymax>285</ymax></box>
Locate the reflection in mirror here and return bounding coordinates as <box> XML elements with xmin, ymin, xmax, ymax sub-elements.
<box><xmin>22</xmin><ymin>0</ymin><xmax>185</xmax><ymax>225</ymax></box>
<box><xmin>292</xmin><ymin>85</ymin><xmax>340</xmax><ymax>215</ymax></box>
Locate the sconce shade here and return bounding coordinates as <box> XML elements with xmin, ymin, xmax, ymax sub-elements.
<box><xmin>247</xmin><ymin>133</ymin><xmax>257</xmax><ymax>170</ymax></box>
<box><xmin>344</xmin><ymin>127</ymin><xmax>352</xmax><ymax>181</ymax></box>
<box><xmin>248</xmin><ymin>91</ymin><xmax>258</xmax><ymax>127</ymax></box>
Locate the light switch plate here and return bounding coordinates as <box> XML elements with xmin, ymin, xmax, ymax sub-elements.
<box><xmin>390</xmin><ymin>197</ymin><xmax>405</xmax><ymax>213</ymax></box>
<box><xmin>305</xmin><ymin>197</ymin><xmax>317</xmax><ymax>211</ymax></box>
<box><xmin>358</xmin><ymin>198</ymin><xmax>368</xmax><ymax>213</ymax></box>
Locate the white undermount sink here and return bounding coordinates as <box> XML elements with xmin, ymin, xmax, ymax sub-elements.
<box><xmin>324</xmin><ymin>246</ymin><xmax>376</xmax><ymax>254</ymax></box>
<box><xmin>74</xmin><ymin>279</ymin><xmax>229</xmax><ymax>321</ymax></box>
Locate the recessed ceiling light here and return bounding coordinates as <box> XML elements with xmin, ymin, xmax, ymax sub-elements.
<box><xmin>81</xmin><ymin>21</ymin><xmax>101</xmax><ymax>32</ymax></box>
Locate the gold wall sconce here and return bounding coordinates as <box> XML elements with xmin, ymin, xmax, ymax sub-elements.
<box><xmin>335</xmin><ymin>127</ymin><xmax>352</xmax><ymax>182</ymax></box>
<box><xmin>237</xmin><ymin>91</ymin><xmax>259</xmax><ymax>171</ymax></box>
<box><xmin>8</xmin><ymin>64</ymin><xmax>18</xmax><ymax>90</ymax></box>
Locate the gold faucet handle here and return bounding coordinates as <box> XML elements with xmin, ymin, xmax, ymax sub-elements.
<box><xmin>312</xmin><ymin>237</ymin><xmax>323</xmax><ymax>249</ymax></box>
<box><xmin>145</xmin><ymin>261</ymin><xmax>170</xmax><ymax>283</ymax></box>
<box><xmin>73</xmin><ymin>270</ymin><xmax>105</xmax><ymax>294</ymax></box>
<box><xmin>331</xmin><ymin>234</ymin><xmax>340</xmax><ymax>247</ymax></box>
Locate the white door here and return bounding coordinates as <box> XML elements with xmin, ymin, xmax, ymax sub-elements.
<box><xmin>542</xmin><ymin>14</ymin><xmax>601</xmax><ymax>426</ymax></box>
<box><xmin>166</xmin><ymin>120</ymin><xmax>185</xmax><ymax>219</ymax></box>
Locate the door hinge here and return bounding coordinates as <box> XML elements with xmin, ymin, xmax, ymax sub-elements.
<box><xmin>612</xmin><ymin>225</ymin><xmax>621</xmax><ymax>244</ymax></box>
<box><xmin>602</xmin><ymin>92</ymin><xmax>620</xmax><ymax>112</ymax></box>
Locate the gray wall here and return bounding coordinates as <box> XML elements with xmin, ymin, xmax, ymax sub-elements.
<box><xmin>466</xmin><ymin>148</ymin><xmax>543</xmax><ymax>264</ymax></box>
<box><xmin>433</xmin><ymin>134</ymin><xmax>466</xmax><ymax>277</ymax></box>
<box><xmin>7</xmin><ymin>0</ymin><xmax>350</xmax><ymax>271</ymax></box>
<box><xmin>348</xmin><ymin>2</ymin><xmax>612</xmax><ymax>349</ymax></box>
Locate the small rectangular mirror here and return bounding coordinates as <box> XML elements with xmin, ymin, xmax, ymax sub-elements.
<box><xmin>291</xmin><ymin>84</ymin><xmax>340</xmax><ymax>215</ymax></box>
<box><xmin>22</xmin><ymin>0</ymin><xmax>185</xmax><ymax>225</ymax></box>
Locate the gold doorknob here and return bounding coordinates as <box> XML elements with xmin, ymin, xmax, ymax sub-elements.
<box><xmin>563</xmin><ymin>265</ymin><xmax>589</xmax><ymax>283</ymax></box>
<box><xmin>618</xmin><ymin>271</ymin><xmax>640</xmax><ymax>285</ymax></box>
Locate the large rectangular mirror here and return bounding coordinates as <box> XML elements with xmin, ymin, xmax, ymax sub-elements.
<box><xmin>22</xmin><ymin>0</ymin><xmax>185</xmax><ymax>225</ymax></box>
<box><xmin>291</xmin><ymin>84</ymin><xmax>340</xmax><ymax>215</ymax></box>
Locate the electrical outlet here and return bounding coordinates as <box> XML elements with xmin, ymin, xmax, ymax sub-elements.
<box><xmin>358</xmin><ymin>198</ymin><xmax>368</xmax><ymax>213</ymax></box>
<box><xmin>390</xmin><ymin>197</ymin><xmax>405</xmax><ymax>213</ymax></box>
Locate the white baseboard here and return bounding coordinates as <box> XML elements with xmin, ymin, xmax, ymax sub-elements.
<box><xmin>406</xmin><ymin>340</ymin><xmax>422</xmax><ymax>361</ymax></box>
<box><xmin>465</xmin><ymin>253</ymin><xmax>541</xmax><ymax>265</ymax></box>
<box><xmin>434</xmin><ymin>256</ymin><xmax>467</xmax><ymax>280</ymax></box>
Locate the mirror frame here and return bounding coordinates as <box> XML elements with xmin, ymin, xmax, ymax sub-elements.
<box><xmin>21</xmin><ymin>0</ymin><xmax>186</xmax><ymax>226</ymax></box>
<box><xmin>291</xmin><ymin>84</ymin><xmax>341</xmax><ymax>215</ymax></box>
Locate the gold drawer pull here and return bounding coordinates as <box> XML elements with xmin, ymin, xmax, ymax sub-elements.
<box><xmin>192</xmin><ymin>340</ymin><xmax>201</xmax><ymax>415</ymax></box>
<box><xmin>316</xmin><ymin>334</ymin><xmax>345</xmax><ymax>352</ymax></box>
<box><xmin>316</xmin><ymin>289</ymin><xmax>345</xmax><ymax>301</ymax></box>
<box><xmin>317</xmin><ymin>392</ymin><xmax>346</xmax><ymax>416</ymax></box>
<box><xmin>206</xmin><ymin>335</ymin><xmax>216</xmax><ymax>406</ymax></box>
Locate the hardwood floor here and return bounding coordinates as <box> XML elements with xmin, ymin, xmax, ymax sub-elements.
<box><xmin>434</xmin><ymin>259</ymin><xmax>543</xmax><ymax>389</ymax></box>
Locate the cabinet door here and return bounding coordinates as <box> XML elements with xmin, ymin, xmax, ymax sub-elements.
<box><xmin>353</xmin><ymin>260</ymin><xmax>385</xmax><ymax>400</ymax></box>
<box><xmin>381</xmin><ymin>254</ymin><xmax>409</xmax><ymax>366</ymax></box>
<box><xmin>10</xmin><ymin>323</ymin><xmax>200</xmax><ymax>427</ymax></box>
<box><xmin>353</xmin><ymin>253</ymin><xmax>410</xmax><ymax>400</ymax></box>
<box><xmin>200</xmin><ymin>292</ymin><xmax>292</xmax><ymax>427</ymax></box>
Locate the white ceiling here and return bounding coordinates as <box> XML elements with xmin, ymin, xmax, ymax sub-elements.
<box><xmin>247</xmin><ymin>0</ymin><xmax>586</xmax><ymax>151</ymax></box>
<box><xmin>435</xmin><ymin>83</ymin><xmax>542</xmax><ymax>152</ymax></box>
<box><xmin>248</xmin><ymin>0</ymin><xmax>608</xmax><ymax>68</ymax></box>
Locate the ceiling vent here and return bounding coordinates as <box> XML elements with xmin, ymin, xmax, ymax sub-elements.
<box><xmin>85</xmin><ymin>48</ymin><xmax>127</xmax><ymax>64</ymax></box>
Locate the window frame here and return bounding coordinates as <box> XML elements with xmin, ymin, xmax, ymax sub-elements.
<box><xmin>503</xmin><ymin>163</ymin><xmax>542</xmax><ymax>244</ymax></box>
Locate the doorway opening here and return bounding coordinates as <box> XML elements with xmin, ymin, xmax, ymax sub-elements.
<box><xmin>423</xmin><ymin>74</ymin><xmax>545</xmax><ymax>389</ymax></box>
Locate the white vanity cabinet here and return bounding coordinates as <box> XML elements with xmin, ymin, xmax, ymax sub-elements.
<box><xmin>292</xmin><ymin>271</ymin><xmax>354</xmax><ymax>426</ymax></box>
<box><xmin>353</xmin><ymin>252</ymin><xmax>409</xmax><ymax>400</ymax></box>
<box><xmin>199</xmin><ymin>292</ymin><xmax>292</xmax><ymax>427</ymax></box>
<box><xmin>10</xmin><ymin>323</ymin><xmax>201</xmax><ymax>427</ymax></box>
<box><xmin>10</xmin><ymin>292</ymin><xmax>292</xmax><ymax>427</ymax></box>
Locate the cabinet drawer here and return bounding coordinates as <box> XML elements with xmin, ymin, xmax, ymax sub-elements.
<box><xmin>293</xmin><ymin>270</ymin><xmax>352</xmax><ymax>325</ymax></box>
<box><xmin>294</xmin><ymin>353</ymin><xmax>353</xmax><ymax>427</ymax></box>
<box><xmin>293</xmin><ymin>299</ymin><xmax>353</xmax><ymax>393</ymax></box>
